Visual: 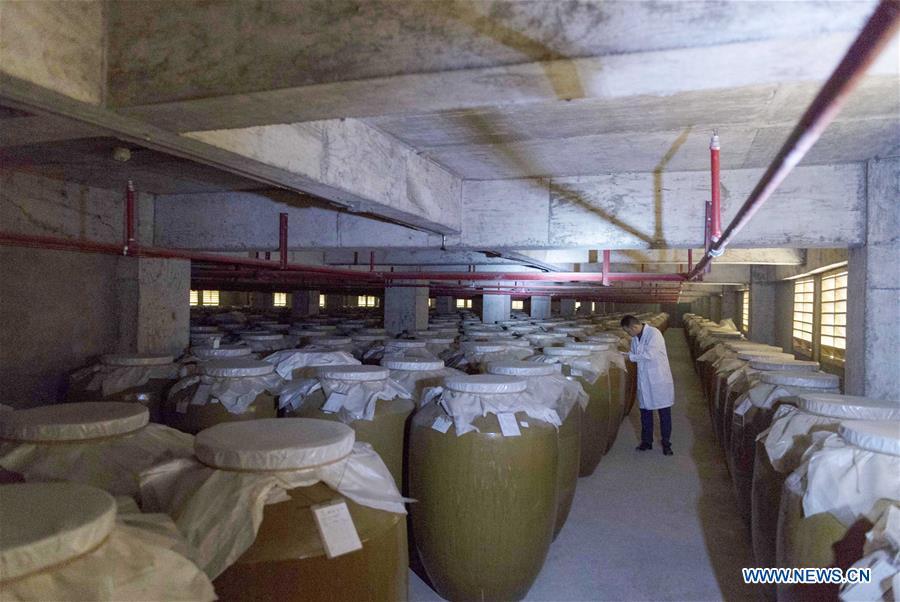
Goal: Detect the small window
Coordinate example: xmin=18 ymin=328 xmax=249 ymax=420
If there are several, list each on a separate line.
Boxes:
xmin=319 ymin=294 xmax=326 ymax=309
xmin=511 ymin=300 xmax=524 ymax=310
xmin=428 ymin=298 xmax=436 ymax=309
xmin=741 ymin=290 xmax=750 ymax=334
xmin=202 ymin=290 xmax=220 ymax=307
xmin=792 ymin=279 xmax=814 ymax=356
xmin=358 ymin=295 xmax=378 ymax=308
xmin=273 ymin=292 xmax=288 ymax=307
xmin=574 ymin=301 xmax=582 ymax=310
xmin=190 ymin=290 xmax=199 ymax=306
xmin=455 ymin=299 xmax=472 ymax=309
xmin=820 ymin=269 xmax=847 ymax=363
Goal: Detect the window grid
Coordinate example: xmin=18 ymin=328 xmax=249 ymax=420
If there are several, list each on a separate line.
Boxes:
xmin=201 ymin=290 xmax=220 ymax=307
xmin=511 ymin=300 xmax=524 ymax=311
xmin=819 ymin=269 xmax=847 ymax=363
xmin=319 ymin=294 xmax=326 ymax=309
xmin=792 ymin=278 xmax=814 ymax=356
xmin=741 ymin=290 xmax=750 ymax=334
xmin=273 ymin=292 xmax=288 ymax=307
xmin=428 ymin=298 xmax=436 ymax=309
xmin=455 ymin=299 xmax=472 ymax=309
xmin=190 ymin=290 xmax=199 ymax=306
xmin=357 ymin=295 xmax=378 ymax=308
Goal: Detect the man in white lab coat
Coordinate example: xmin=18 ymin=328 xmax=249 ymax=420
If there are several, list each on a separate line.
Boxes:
xmin=621 ymin=315 xmax=675 ymax=455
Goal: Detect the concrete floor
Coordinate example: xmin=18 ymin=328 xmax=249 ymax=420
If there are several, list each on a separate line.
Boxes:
xmin=410 ymin=328 xmax=757 ymax=601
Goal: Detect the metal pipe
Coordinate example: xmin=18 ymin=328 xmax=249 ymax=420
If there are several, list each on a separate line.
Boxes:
xmin=709 ymin=133 xmax=722 ymax=242
xmin=124 ymin=180 xmax=136 ymax=255
xmin=279 ymin=213 xmax=288 ymax=270
xmin=687 ymin=248 xmax=693 ymax=272
xmin=382 ymin=271 xmax=685 ymax=282
xmin=602 ymin=250 xmax=611 ymax=286
xmin=688 ymin=0 xmax=900 ymax=280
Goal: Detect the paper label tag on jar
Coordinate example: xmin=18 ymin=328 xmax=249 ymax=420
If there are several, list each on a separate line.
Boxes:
xmin=212 ymin=338 xmax=220 ymax=349
xmin=322 ymin=392 xmax=349 ymax=413
xmin=497 ymin=412 xmax=521 ymax=437
xmin=431 ymin=416 xmax=452 ymax=433
xmin=312 ymin=499 xmax=363 ymax=559
xmin=519 ymin=421 xmax=529 ymax=428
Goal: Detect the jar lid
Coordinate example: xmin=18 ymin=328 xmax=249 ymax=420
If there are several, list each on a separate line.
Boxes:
xmin=798 ymin=393 xmax=900 ymax=421
xmin=191 ymin=345 xmax=253 ymax=360
xmin=319 ymin=337 xmax=352 ymax=346
xmin=445 ymin=374 xmax=527 ymax=394
xmin=316 ymin=365 xmax=390 ymax=381
xmin=486 ymin=361 xmax=558 ymax=377
xmin=381 ymin=358 xmax=445 ymax=371
xmin=0 ymin=482 xmax=117 ymax=581
xmin=0 ymin=402 xmax=148 ymax=442
xmin=838 ymin=421 xmax=900 ymax=456
xmin=352 ymin=335 xmax=386 ymax=342
xmin=416 ymin=336 xmax=455 ymax=344
xmin=201 ymin=359 xmax=275 ymax=378
xmin=543 ymin=347 xmax=592 ymax=358
xmin=385 ymin=340 xmax=427 ymax=349
xmin=525 ymin=333 xmax=566 ymax=341
xmin=101 ymin=354 xmax=174 ymax=367
xmin=565 ymin=342 xmax=612 ymax=352
xmin=195 ymin=419 xmax=355 ymax=471
xmin=554 ymin=327 xmax=585 ymax=334
xmin=359 ymin=328 xmax=386 ymax=335
xmin=760 ymin=371 xmax=840 ymax=389
xmin=587 ymin=334 xmax=620 ymax=343
xmin=263 ymin=324 xmax=291 ymax=332
xmin=737 ymin=351 xmax=794 ymax=361
xmin=240 ymin=333 xmax=284 ymax=342
xmin=189 ymin=326 xmax=221 ymax=334
xmin=309 ymin=325 xmax=337 ymax=331
xmin=749 ymin=359 xmax=820 ymax=371
xmin=290 ymin=329 xmax=327 ymax=336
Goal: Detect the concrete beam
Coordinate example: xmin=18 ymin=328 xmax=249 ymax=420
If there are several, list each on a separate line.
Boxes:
xmin=185 ymin=119 xmax=461 ymax=234
xmin=515 ymin=248 xmax=805 ymax=266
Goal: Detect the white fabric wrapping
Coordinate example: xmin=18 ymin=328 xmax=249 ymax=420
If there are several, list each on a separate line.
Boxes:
xmin=382 ymin=358 xmax=462 ymax=403
xmin=486 ymin=361 xmax=588 ymax=421
xmin=840 ymin=503 xmax=900 ymax=601
xmin=0 ymin=482 xmax=215 ymax=601
xmin=763 ymin=396 xmax=900 ymax=472
xmin=425 ymin=374 xmax=558 ymax=435
xmin=789 ymin=421 xmax=900 ymax=527
xmin=187 ymin=345 xmax=253 ymax=361
xmin=262 ymin=348 xmax=360 ymax=379
xmin=240 ymin=333 xmax=290 ymax=352
xmin=0 ymin=402 xmax=148 ymax=442
xmin=71 ymin=356 xmax=180 ymax=398
xmin=167 ymin=360 xmax=283 ymax=415
xmin=138 ymin=419 xmax=407 ymax=578
xmin=314 ymin=367 xmax=412 ymax=422
xmin=531 ymin=348 xmax=615 ymax=385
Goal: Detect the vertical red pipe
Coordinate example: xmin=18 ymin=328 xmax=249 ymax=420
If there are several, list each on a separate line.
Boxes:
xmin=602 ymin=249 xmax=610 ymax=286
xmin=687 ymin=248 xmax=693 ymax=272
xmin=709 ymin=132 xmax=722 ymax=242
xmin=124 ymin=180 xmax=136 ymax=255
xmin=279 ymin=213 xmax=288 ymax=270
xmin=370 ymin=251 xmax=375 ymax=272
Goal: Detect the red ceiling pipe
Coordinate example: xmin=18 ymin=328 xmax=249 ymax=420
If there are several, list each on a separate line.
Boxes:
xmin=688 ymin=0 xmax=900 ymax=280
xmin=123 ymin=180 xmax=136 ymax=256
xmin=602 ymin=250 xmax=611 ymax=286
xmin=709 ymin=133 xmax=722 ymax=242
xmin=382 ymin=271 xmax=684 ymax=282
xmin=279 ymin=213 xmax=288 ymax=270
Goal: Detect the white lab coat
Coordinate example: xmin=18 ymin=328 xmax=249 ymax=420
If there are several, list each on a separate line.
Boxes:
xmin=628 ymin=324 xmax=674 ymax=410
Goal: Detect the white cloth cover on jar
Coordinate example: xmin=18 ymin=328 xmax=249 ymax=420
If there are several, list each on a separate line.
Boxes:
xmin=444 ymin=342 xmax=533 ymax=371
xmin=422 ymin=374 xmax=559 ymax=436
xmin=0 ymin=482 xmax=215 ymax=601
xmin=239 ymin=333 xmax=291 ymax=353
xmin=839 ymin=502 xmax=900 ymax=601
xmin=486 ymin=361 xmax=588 ymax=421
xmin=531 ymin=347 xmax=622 ymax=386
xmin=278 ymin=365 xmax=411 ymax=421
xmin=71 ymin=354 xmax=180 ymax=398
xmin=381 ymin=358 xmax=463 ymax=404
xmin=262 ymin=348 xmax=360 ymax=379
xmin=0 ymin=402 xmax=193 ymax=500
xmin=166 ymin=359 xmax=283 ymax=415
xmin=138 ymin=419 xmax=407 ymax=579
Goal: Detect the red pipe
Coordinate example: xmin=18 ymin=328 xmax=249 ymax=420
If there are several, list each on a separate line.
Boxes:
xmin=689 ymin=0 xmax=900 ymax=280
xmin=709 ymin=133 xmax=722 ymax=242
xmin=602 ymin=250 xmax=611 ymax=287
xmin=124 ymin=180 xmax=136 ymax=255
xmin=687 ymin=248 xmax=693 ymax=272
xmin=279 ymin=213 xmax=288 ymax=270
xmin=382 ymin=271 xmax=684 ymax=282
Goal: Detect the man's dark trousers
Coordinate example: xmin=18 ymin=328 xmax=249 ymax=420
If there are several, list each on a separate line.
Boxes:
xmin=640 ymin=407 xmax=672 ymax=447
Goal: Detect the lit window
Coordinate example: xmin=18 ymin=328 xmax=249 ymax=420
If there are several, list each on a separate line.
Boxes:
xmin=428 ymin=298 xmax=436 ymax=309
xmin=511 ymin=300 xmax=524 ymax=310
xmin=202 ymin=290 xmax=220 ymax=307
xmin=741 ymin=290 xmax=750 ymax=334
xmin=590 ymin=302 xmax=596 ymax=312
xmin=820 ymin=269 xmax=847 ymax=363
xmin=575 ymin=301 xmax=582 ymax=310
xmin=455 ymin=299 xmax=472 ymax=309
xmin=273 ymin=292 xmax=287 ymax=307
xmin=319 ymin=294 xmax=326 ymax=308
xmin=792 ymin=279 xmax=814 ymax=356
xmin=357 ymin=295 xmax=378 ymax=308
xmin=190 ymin=290 xmax=199 ymax=306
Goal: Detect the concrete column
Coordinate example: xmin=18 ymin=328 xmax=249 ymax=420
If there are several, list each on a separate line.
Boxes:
xmin=749 ymin=265 xmax=777 ymax=344
xmin=115 ymin=257 xmax=190 ymax=355
xmin=721 ymin=288 xmax=738 ymax=324
xmin=846 ymin=158 xmax=899 ymax=400
xmin=291 ymin=290 xmax=320 ymax=318
xmin=384 ymin=285 xmax=429 ymax=336
xmin=435 ymin=295 xmax=454 ymax=315
xmin=530 ymin=296 xmax=551 ymax=319
xmin=559 ymin=298 xmax=576 ymax=317
xmin=481 ymin=294 xmax=511 ymax=324
xmin=709 ymin=295 xmax=722 ymax=323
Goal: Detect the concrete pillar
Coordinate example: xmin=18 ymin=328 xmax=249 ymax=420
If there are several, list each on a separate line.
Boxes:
xmin=250 ymin=292 xmax=271 ymax=310
xmin=749 ymin=265 xmax=777 ymax=344
xmin=115 ymin=257 xmax=190 ymax=355
xmin=435 ymin=295 xmax=454 ymax=315
xmin=559 ymin=298 xmax=576 ymax=317
xmin=530 ymin=296 xmax=551 ymax=319
xmin=384 ymin=285 xmax=429 ymax=336
xmin=291 ymin=290 xmax=320 ymax=318
xmin=709 ymin=295 xmax=722 ymax=323
xmin=481 ymin=294 xmax=511 ymax=324
xmin=846 ymin=158 xmax=899 ymax=400
xmin=721 ymin=288 xmax=738 ymax=324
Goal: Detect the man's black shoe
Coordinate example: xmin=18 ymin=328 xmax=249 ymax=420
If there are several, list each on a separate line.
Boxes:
xmin=663 ymin=446 xmax=674 ymax=456
xmin=636 ymin=442 xmax=652 ymax=451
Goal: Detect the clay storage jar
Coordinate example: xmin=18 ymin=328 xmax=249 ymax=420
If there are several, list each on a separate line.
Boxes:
xmin=289 ymin=365 xmax=413 ymax=486
xmin=751 ymin=393 xmax=900 ymax=601
xmin=67 ymin=353 xmax=179 ymax=423
xmin=164 ymin=359 xmax=280 ymax=434
xmin=381 ymin=357 xmax=457 ymax=407
xmin=728 ymin=369 xmax=840 ymax=524
xmin=542 ymin=346 xmax=611 ymax=477
xmin=240 ymin=332 xmax=292 ymax=353
xmin=0 ymin=482 xmax=215 ymax=601
xmin=486 ymin=361 xmax=587 ymax=538
xmin=145 ymin=419 xmax=408 ymax=602
xmin=408 ymin=375 xmax=557 ymax=602
xmin=0 ymin=401 xmax=192 ymax=501
xmin=565 ymin=341 xmax=627 ymax=451
xmin=776 ymin=420 xmax=900 ymax=602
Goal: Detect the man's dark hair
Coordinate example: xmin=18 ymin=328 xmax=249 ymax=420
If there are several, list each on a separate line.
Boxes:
xmin=620 ymin=315 xmax=641 ymax=328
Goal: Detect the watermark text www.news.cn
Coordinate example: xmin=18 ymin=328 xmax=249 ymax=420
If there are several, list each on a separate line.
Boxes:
xmin=742 ymin=567 xmax=871 ymax=585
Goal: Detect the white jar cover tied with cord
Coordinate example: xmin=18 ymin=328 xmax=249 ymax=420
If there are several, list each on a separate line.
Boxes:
xmin=262 ymin=348 xmax=360 ymax=380
xmin=166 ymin=359 xmax=283 ymax=415
xmin=138 ymin=419 xmax=408 ymax=579
xmin=486 ymin=360 xmax=588 ymax=422
xmin=529 ymin=346 xmax=623 ymax=385
xmin=70 ymin=354 xmax=180 ymax=398
xmin=839 ymin=501 xmax=900 ymax=601
xmin=278 ymin=365 xmax=411 ymax=419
